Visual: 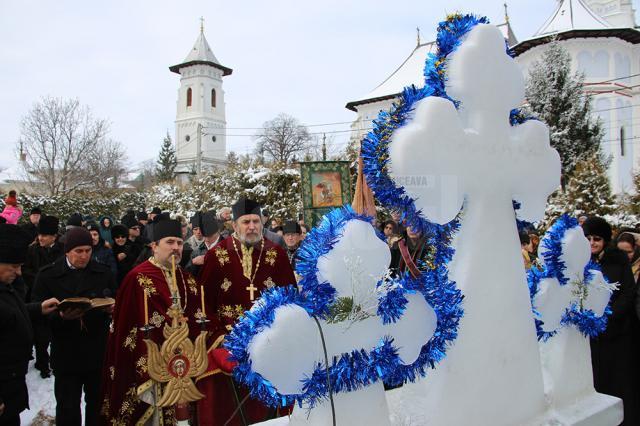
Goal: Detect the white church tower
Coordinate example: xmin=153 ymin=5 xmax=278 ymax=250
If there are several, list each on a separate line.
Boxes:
xmin=170 ymin=19 xmax=232 ymax=182
xmin=584 ymin=0 xmax=636 ymax=27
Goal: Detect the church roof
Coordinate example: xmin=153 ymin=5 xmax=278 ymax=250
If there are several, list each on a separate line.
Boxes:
xmin=345 ymin=22 xmax=517 ymax=112
xmin=513 ymin=0 xmax=640 ymax=56
xmin=534 ymin=0 xmax=610 ymax=36
xmin=169 ymin=30 xmax=232 ymax=76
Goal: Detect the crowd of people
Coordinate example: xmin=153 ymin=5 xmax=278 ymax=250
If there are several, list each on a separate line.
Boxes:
xmin=0 ymin=191 xmax=308 ymax=425
xmin=2 ymin=186 xmax=640 ymax=425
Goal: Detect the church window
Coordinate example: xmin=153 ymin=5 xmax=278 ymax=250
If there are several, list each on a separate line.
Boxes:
xmin=620 ymin=126 xmax=625 ymax=157
xmin=211 ymin=89 xmax=217 ymax=108
xmin=186 ymin=88 xmax=192 ymax=107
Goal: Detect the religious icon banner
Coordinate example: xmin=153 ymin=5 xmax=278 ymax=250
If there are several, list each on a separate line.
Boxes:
xmin=299 ymin=161 xmax=352 ymax=228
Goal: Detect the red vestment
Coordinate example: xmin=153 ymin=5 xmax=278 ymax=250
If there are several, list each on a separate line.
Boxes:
xmin=99 ymin=258 xmax=209 ymax=425
xmin=196 ymin=235 xmax=296 ymax=426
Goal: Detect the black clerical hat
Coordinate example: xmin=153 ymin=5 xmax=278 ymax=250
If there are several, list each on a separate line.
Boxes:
xmin=0 ymin=224 xmax=31 ymax=264
xmin=190 ymin=211 xmax=203 ymax=228
xmin=283 ymin=220 xmax=301 ymax=235
xmin=37 ymin=215 xmax=59 ymax=236
xmin=201 ymin=211 xmax=220 ymax=237
xmin=232 ymin=198 xmax=261 ymax=220
xmin=152 ymin=219 xmax=182 ymax=242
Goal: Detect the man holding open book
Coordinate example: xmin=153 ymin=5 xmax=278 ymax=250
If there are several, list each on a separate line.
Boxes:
xmin=31 ymin=227 xmax=116 ymax=426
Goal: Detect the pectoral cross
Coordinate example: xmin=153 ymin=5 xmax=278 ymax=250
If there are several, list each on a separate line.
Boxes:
xmin=246 ymin=283 xmax=258 ymax=301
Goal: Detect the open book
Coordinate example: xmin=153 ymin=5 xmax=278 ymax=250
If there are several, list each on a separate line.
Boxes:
xmin=57 ymin=297 xmax=115 ymax=312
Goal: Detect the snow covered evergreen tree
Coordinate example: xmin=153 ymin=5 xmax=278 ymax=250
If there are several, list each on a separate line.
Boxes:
xmin=156 ymin=132 xmax=177 ymax=182
xmin=563 ymin=152 xmax=615 ymax=216
xmin=524 ymin=41 xmax=602 ymax=184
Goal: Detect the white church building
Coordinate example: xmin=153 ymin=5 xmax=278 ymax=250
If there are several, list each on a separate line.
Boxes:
xmin=170 ymin=24 xmax=232 ymax=183
xmin=346 ymin=0 xmax=640 ymax=194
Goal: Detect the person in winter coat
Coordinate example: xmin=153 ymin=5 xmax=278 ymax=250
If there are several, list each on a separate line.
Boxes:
xmin=583 ymin=216 xmax=638 ymax=426
xmin=98 ymin=216 xmax=114 ymax=247
xmin=0 ymin=224 xmax=58 ymax=426
xmin=0 ymin=191 xmax=22 ymax=225
xmin=617 ymin=232 xmax=640 ymax=284
xmin=110 ymin=224 xmax=135 ymax=287
xmin=86 ymin=222 xmax=117 ymax=276
xmin=31 ymin=227 xmax=115 ymax=426
xmin=21 ymin=215 xmax=63 ymax=379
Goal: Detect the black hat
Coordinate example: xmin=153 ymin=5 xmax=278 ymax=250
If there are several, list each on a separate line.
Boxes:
xmin=121 ymin=215 xmax=138 ymax=228
xmin=111 ymin=224 xmax=129 ymax=239
xmin=30 ymin=206 xmax=42 ymax=215
xmin=582 ymin=216 xmax=612 ymax=243
xmin=64 ymin=227 xmax=93 ymax=253
xmin=519 ymin=231 xmax=531 ymax=245
xmin=37 ymin=215 xmax=59 ymax=236
xmin=67 ymin=213 xmax=83 ymax=227
xmin=283 ymin=220 xmax=301 ymax=235
xmin=151 ymin=207 xmax=162 ymax=215
xmin=152 ymin=219 xmax=182 ymax=242
xmin=137 ymin=211 xmax=148 ymax=221
xmin=201 ymin=211 xmax=220 ymax=237
xmin=232 ymin=198 xmax=261 ymax=220
xmin=190 ymin=211 xmax=203 ymax=228
xmin=262 ymin=209 xmax=271 ymax=218
xmin=0 ymin=224 xmax=31 ymax=264
xmin=85 ymin=221 xmax=100 ymax=233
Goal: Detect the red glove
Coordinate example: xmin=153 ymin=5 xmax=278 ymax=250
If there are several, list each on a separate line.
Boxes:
xmin=208 ymin=348 xmax=237 ymax=374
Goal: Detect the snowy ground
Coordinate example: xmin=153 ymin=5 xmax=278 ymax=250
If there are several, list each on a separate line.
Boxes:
xmin=20 ymin=361 xmax=55 ymax=425
xmin=19 ymin=360 xmax=86 ymax=425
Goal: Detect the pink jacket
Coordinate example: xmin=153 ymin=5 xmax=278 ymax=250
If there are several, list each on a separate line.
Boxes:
xmin=0 ymin=205 xmax=22 ymax=225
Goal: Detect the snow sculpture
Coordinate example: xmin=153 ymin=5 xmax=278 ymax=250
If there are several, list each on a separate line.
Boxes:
xmin=225 ymin=207 xmax=462 ymax=426
xmin=379 ymin=22 xmax=560 ymax=426
xmin=528 ymin=215 xmax=620 ymax=422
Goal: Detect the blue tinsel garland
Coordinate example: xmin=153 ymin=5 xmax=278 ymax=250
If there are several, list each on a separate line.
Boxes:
xmin=225 ymin=206 xmax=463 ymax=408
xmin=527 ymin=214 xmax=611 ymax=340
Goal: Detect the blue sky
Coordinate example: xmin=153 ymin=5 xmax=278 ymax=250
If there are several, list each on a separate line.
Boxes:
xmin=0 ymin=1 xmax=636 ymax=170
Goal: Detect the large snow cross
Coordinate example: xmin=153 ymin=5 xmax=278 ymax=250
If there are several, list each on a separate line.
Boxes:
xmin=386 ymin=24 xmax=561 ymax=426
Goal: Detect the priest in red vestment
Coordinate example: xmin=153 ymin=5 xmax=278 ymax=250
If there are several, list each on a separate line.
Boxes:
xmin=99 ymin=219 xmax=210 ymax=425
xmin=197 ymin=198 xmax=296 ymax=426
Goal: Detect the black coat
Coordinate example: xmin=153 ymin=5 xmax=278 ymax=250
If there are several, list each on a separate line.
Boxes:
xmin=0 ymin=277 xmax=41 ymax=417
xmin=31 ymin=258 xmax=115 ymax=374
xmin=21 ymin=241 xmax=63 ymax=301
xmin=112 ymin=242 xmax=135 ymax=286
xmin=590 ymin=247 xmax=638 ymax=425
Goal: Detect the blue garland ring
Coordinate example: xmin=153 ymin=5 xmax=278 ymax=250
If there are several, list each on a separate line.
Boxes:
xmin=225 ymin=206 xmax=463 ymax=408
xmin=527 ymin=214 xmax=612 ymax=340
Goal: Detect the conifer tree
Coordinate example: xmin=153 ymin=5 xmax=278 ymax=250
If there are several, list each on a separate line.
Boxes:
xmin=524 ymin=41 xmax=602 ymax=183
xmin=563 ymin=152 xmax=615 ymax=216
xmin=156 ymin=132 xmax=177 ymax=182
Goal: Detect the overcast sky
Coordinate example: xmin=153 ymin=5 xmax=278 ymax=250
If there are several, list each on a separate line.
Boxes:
xmin=0 ymin=1 xmax=635 ymax=171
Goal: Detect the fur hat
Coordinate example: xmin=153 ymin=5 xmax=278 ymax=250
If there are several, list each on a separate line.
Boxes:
xmin=37 ymin=215 xmax=59 ymax=236
xmin=582 ymin=216 xmax=612 ymax=243
xmin=110 ymin=224 xmax=129 ymax=239
xmin=136 ymin=211 xmax=148 ymax=221
xmin=30 ymin=206 xmax=42 ymax=215
xmin=121 ymin=215 xmax=138 ymax=229
xmin=283 ymin=220 xmax=301 ymax=235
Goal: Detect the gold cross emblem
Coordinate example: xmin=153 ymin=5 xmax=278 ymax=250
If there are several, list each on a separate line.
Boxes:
xmin=246 ymin=283 xmax=258 ymax=301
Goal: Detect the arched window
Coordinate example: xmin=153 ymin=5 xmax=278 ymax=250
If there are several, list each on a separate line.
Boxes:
xmin=211 ymin=89 xmax=216 ymax=108
xmin=186 ymin=88 xmax=192 ymax=107
xmin=620 ymin=126 xmax=626 ymax=157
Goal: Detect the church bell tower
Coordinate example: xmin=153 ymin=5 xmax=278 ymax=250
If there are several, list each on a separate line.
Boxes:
xmin=170 ymin=19 xmax=232 ymax=182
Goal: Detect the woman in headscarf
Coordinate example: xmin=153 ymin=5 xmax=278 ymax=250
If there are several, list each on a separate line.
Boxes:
xmin=583 ymin=216 xmax=638 ymax=425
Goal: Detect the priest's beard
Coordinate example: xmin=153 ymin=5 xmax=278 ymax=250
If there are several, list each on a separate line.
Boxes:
xmin=237 ymin=231 xmax=262 ymax=247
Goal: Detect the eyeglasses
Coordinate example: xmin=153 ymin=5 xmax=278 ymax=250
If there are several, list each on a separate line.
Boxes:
xmin=586 ymin=235 xmax=603 ymax=242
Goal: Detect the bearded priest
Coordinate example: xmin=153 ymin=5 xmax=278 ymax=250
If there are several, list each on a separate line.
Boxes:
xmin=99 ymin=219 xmax=209 ymax=425
xmin=197 ymin=198 xmax=296 ymax=426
